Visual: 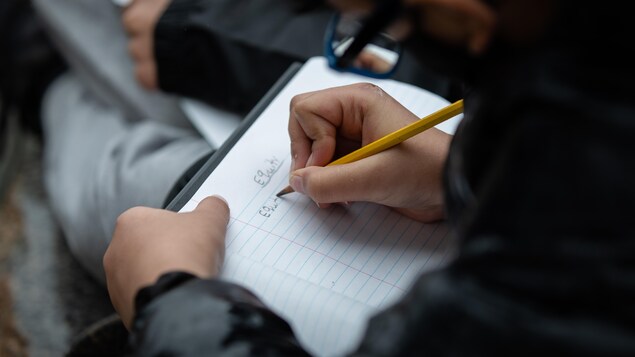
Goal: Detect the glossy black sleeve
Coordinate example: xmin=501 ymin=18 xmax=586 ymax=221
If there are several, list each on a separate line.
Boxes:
xmin=130 ymin=271 xmax=311 ymax=356
xmin=153 ymin=0 xmax=331 ymax=114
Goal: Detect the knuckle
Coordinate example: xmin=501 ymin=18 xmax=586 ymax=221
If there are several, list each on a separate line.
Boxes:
xmin=115 ymin=206 xmax=145 ymax=230
xmin=102 ymin=247 xmax=114 ymax=273
xmin=289 ymin=94 xmax=304 ymax=113
xmin=122 ymin=10 xmax=139 ymax=31
xmin=354 ymin=82 xmax=384 ymax=96
xmin=123 ymin=10 xmax=150 ymax=35
xmin=127 ymin=41 xmax=140 ymax=59
xmin=135 ymin=66 xmax=150 ymax=88
xmin=289 ymin=92 xmax=314 ymax=112
xmin=352 ymin=82 xmax=387 ymax=113
xmin=289 ymin=137 xmax=302 ymax=153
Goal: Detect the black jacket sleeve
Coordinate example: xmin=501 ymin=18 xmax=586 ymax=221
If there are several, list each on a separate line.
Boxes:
xmin=130 ymin=272 xmax=311 ymax=356
xmin=152 ymin=0 xmax=457 ymax=113
xmin=131 ymin=250 xmax=635 ymax=356
xmin=153 ymin=0 xmax=332 ymax=114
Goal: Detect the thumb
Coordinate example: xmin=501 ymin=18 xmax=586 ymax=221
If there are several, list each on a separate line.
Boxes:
xmin=290 ymin=156 xmax=393 ymax=205
xmin=192 ymin=195 xmax=230 ymax=227
xmin=189 ymin=195 xmax=230 ymax=267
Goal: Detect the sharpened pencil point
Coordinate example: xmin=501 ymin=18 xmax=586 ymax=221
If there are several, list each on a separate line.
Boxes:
xmin=276 ymin=185 xmax=295 ymax=197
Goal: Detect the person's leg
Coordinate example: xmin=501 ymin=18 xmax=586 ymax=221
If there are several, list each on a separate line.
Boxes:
xmin=42 ymin=72 xmax=212 ymax=284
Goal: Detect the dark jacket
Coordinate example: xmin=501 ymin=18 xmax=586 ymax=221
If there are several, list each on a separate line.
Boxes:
xmin=153 ymin=0 xmax=456 ymax=115
xmin=132 ymin=1 xmax=635 ymax=355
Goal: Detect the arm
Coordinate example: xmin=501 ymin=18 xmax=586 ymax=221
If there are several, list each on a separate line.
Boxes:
xmin=123 ymin=0 xmax=332 ymax=113
xmin=129 ymin=272 xmax=310 ymax=356
xmin=104 ymin=196 xmax=311 ymax=355
xmin=105 ymin=83 xmax=635 ymax=355
xmin=103 ymin=84 xmax=455 ymax=355
xmin=283 ymin=80 xmax=635 ymax=355
xmin=104 ymin=196 xmax=229 ymax=327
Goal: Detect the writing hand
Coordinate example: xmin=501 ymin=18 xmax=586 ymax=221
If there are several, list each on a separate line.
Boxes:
xmin=103 ymin=196 xmax=229 ymax=328
xmin=121 ymin=0 xmax=172 ymax=89
xmin=287 ymin=83 xmax=451 ymax=222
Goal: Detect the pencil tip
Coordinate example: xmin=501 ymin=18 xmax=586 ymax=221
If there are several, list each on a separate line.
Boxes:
xmin=276 ymin=186 xmax=294 ymax=197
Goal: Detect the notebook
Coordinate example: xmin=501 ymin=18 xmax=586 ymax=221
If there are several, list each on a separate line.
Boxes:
xmin=168 ymin=57 xmax=462 ymax=356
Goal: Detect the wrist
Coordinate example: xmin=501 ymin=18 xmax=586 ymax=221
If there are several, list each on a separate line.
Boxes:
xmin=135 ymin=271 xmax=198 ymax=313
xmin=121 ymin=271 xmax=198 ymax=329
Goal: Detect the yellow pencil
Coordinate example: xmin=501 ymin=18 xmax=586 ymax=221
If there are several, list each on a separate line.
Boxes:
xmin=276 ymin=99 xmax=464 ymax=197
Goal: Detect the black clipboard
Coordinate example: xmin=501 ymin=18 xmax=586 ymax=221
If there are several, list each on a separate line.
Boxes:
xmin=166 ymin=62 xmax=302 ymax=212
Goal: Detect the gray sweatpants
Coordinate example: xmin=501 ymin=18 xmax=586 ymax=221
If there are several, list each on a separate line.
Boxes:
xmin=33 ymin=0 xmax=214 ymax=283
xmin=42 ymin=73 xmax=212 ymax=284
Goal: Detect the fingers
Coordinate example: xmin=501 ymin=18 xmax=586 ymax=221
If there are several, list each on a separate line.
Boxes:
xmin=109 ymin=195 xmax=230 ymax=259
xmin=105 ymin=196 xmax=230 ymax=329
xmin=122 ymin=4 xmax=147 ymax=36
xmin=290 ymin=151 xmax=399 ymax=205
xmin=125 ymin=15 xmax=157 ymax=89
xmin=287 ymin=83 xmax=423 ymax=208
xmin=122 ymin=0 xmax=170 ymax=89
xmin=288 ymin=83 xmax=409 ymax=171
xmin=134 ymin=60 xmax=158 ymax=89
xmin=288 ymin=123 xmax=451 ymax=220
xmin=288 ymin=91 xmax=337 ymax=171
xmin=287 ymin=83 xmax=451 ymax=213
xmin=127 ymin=37 xmax=151 ymax=62
xmin=121 ymin=0 xmax=165 ymax=35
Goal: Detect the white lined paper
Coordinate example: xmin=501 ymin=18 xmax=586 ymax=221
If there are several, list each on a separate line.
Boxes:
xmin=179 ymin=57 xmax=460 ymax=356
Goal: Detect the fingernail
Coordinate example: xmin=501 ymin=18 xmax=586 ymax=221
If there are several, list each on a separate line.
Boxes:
xmin=290 ymin=174 xmax=304 ymax=194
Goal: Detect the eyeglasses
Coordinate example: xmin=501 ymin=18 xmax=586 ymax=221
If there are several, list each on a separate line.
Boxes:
xmin=324 ymin=1 xmax=404 ymax=79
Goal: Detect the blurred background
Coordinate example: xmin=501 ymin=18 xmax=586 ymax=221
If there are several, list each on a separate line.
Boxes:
xmin=1 ymin=1 xmax=116 ymax=355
